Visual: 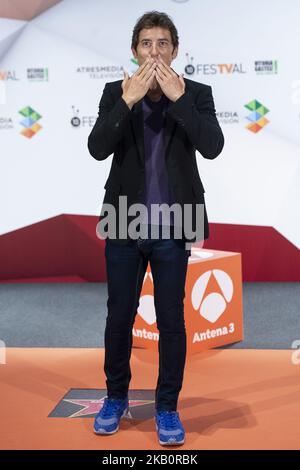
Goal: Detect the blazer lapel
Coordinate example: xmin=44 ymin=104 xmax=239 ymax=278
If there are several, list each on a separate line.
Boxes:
xmin=164 ymin=108 xmax=177 ymax=162
xmin=165 ymin=78 xmax=189 ymax=160
xmin=130 ymin=92 xmax=180 ymax=165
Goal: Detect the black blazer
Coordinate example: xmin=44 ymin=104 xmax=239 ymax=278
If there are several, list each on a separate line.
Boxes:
xmin=88 ymin=78 xmax=224 ymax=244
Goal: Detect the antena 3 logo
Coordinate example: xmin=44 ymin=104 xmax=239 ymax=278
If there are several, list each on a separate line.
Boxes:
xmin=137 ymin=269 xmax=234 ymax=326
xmin=19 ymin=106 xmax=42 ymax=138
xmin=137 ymin=272 xmax=156 ymax=326
xmin=184 ymin=53 xmax=246 ymax=75
xmin=191 ymin=269 xmax=234 ymax=324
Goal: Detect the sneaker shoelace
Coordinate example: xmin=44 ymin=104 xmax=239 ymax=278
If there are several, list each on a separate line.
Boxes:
xmin=159 ymin=411 xmax=179 ymax=429
xmin=101 ymin=399 xmax=124 ymax=417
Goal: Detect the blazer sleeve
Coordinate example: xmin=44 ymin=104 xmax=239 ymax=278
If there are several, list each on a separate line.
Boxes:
xmin=167 ymin=85 xmax=224 ymax=159
xmin=87 ymin=83 xmax=131 ymax=161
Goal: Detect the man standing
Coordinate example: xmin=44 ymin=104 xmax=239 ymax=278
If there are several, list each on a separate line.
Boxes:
xmin=88 ymin=11 xmax=224 ymax=446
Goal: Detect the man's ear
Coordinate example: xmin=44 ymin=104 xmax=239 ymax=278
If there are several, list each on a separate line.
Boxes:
xmin=172 ymin=46 xmax=178 ymax=61
xmin=131 ymin=47 xmax=138 ymax=59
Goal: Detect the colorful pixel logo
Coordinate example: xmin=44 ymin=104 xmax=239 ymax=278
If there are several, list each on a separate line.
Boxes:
xmin=245 ymin=99 xmax=269 ymax=133
xmin=19 ymin=106 xmax=42 ymax=138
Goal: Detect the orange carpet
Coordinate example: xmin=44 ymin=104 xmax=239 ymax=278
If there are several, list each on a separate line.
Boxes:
xmin=0 ymin=347 xmax=299 ymax=450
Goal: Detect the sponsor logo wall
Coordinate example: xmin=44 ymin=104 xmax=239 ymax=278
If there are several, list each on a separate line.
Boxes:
xmin=0 ymin=0 xmax=299 ymax=280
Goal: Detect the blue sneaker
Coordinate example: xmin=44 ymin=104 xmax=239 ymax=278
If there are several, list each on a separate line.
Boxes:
xmin=155 ymin=411 xmax=185 ymax=446
xmin=94 ymin=397 xmax=129 ymax=435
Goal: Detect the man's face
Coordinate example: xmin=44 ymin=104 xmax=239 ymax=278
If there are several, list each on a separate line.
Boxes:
xmin=132 ymin=26 xmax=178 ymax=72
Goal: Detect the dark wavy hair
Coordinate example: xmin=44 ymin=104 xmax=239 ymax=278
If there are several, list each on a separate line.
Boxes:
xmin=131 ymin=11 xmax=179 ymax=53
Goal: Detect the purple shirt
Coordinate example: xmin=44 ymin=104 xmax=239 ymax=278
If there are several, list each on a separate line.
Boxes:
xmin=141 ymin=93 xmax=176 ymax=228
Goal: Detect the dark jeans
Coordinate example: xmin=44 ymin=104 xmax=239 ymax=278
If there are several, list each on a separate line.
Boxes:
xmin=103 ymin=225 xmax=191 ymax=411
